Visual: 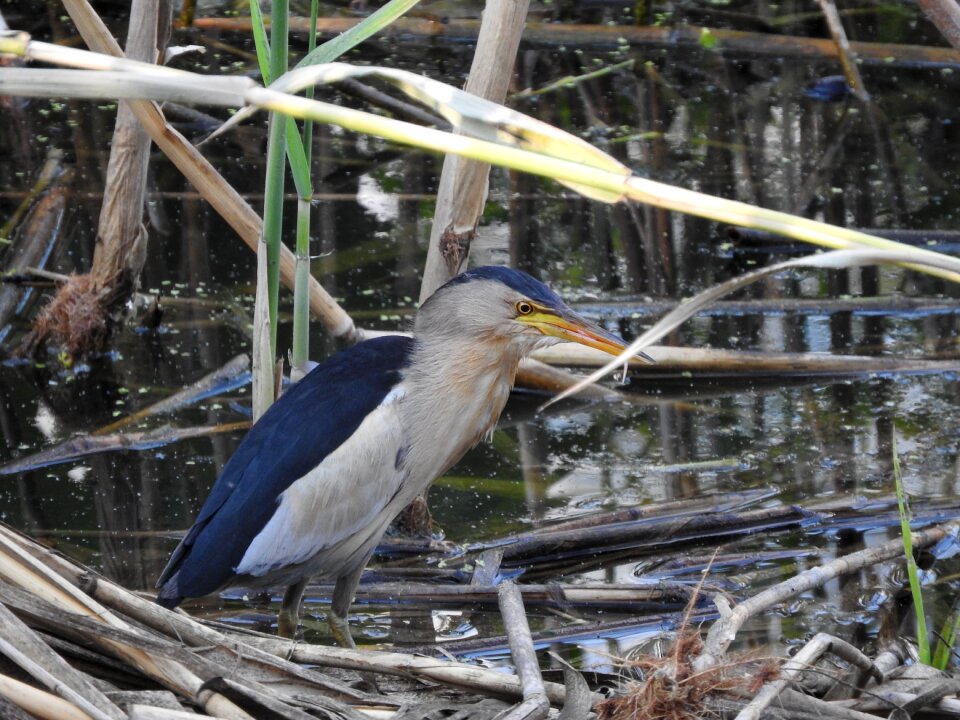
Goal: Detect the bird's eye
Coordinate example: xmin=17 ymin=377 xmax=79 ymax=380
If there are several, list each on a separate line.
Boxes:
xmin=516 ymin=301 xmax=534 ymax=316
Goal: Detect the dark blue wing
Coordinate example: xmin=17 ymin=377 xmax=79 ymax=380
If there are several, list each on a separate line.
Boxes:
xmin=157 ymin=335 xmax=414 ymax=602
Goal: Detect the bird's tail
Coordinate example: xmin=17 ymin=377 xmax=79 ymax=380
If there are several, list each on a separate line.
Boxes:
xmin=155 ymin=573 xmax=184 ymax=609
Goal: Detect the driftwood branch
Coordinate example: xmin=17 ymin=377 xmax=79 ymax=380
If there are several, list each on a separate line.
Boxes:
xmin=496 ymin=582 xmax=550 ymax=720
xmin=89 ymin=0 xmax=157 ymax=296
xmin=695 ymin=522 xmax=960 ymax=671
xmin=0 ymin=522 xmax=590 ymax=712
xmin=735 ymin=633 xmax=882 ymax=720
xmin=192 ymin=16 xmax=960 ymax=69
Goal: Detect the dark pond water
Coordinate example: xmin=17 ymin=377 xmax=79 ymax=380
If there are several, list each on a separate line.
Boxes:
xmin=1 ymin=0 xmax=960 ymax=673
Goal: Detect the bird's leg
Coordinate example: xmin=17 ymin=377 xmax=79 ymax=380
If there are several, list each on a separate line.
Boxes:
xmin=332 ymin=566 xmax=382 ymax=692
xmin=329 ymin=566 xmax=364 ymax=649
xmin=278 ymin=578 xmax=308 ymax=639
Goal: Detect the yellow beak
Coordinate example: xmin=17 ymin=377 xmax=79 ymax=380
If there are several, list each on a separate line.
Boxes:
xmin=522 ymin=309 xmax=639 ymax=359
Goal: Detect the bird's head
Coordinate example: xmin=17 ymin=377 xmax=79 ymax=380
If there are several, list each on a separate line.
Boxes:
xmin=416 ymin=266 xmax=629 ymax=358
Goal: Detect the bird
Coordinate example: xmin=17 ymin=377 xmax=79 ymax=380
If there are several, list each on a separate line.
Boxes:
xmin=156 ymin=265 xmax=631 ymax=645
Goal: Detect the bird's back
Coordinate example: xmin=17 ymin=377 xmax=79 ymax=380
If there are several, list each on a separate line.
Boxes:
xmin=156 ymin=335 xmax=414 ymax=607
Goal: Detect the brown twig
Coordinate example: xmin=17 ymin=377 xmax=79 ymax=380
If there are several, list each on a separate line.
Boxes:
xmin=815 ymin=0 xmax=869 ymax=101
xmin=293 ymin=580 xmax=694 ymax=610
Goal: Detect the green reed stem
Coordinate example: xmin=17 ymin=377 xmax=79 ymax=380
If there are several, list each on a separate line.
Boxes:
xmin=290 ymin=0 xmax=318 ymax=374
xmin=262 ymin=0 xmax=289 ymax=359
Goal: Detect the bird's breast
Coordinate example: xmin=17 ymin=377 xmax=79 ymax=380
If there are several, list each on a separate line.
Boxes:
xmin=401 ymin=364 xmax=515 ymax=481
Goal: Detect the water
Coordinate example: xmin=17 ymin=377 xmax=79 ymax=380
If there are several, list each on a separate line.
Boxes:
xmin=1 ymin=1 xmax=959 ymax=670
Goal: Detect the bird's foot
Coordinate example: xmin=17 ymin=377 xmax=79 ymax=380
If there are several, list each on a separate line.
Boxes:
xmin=329 ymin=613 xmax=381 ymax=693
xmin=328 ymin=612 xmax=357 ymax=650
xmin=277 ymin=608 xmax=300 ymax=639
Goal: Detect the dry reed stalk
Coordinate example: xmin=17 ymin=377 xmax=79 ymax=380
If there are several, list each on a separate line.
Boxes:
xmin=0 ymin=527 xmax=255 ymax=719
xmin=22 ymin=0 xmax=164 ymax=359
xmin=0 ymin=673 xmax=93 ymax=720
xmin=917 ymin=0 xmax=960 ymax=50
xmin=252 ymin=235 xmax=274 ymax=422
xmin=419 ymin=0 xmax=530 ymax=300
xmin=59 ymin=0 xmax=358 ymax=343
xmin=815 ymin=0 xmax=868 ymax=101
xmin=0 ymin=602 xmax=124 ymax=720
xmin=531 ymin=344 xmax=960 ymax=375
xmin=497 ymin=581 xmax=550 ymax=720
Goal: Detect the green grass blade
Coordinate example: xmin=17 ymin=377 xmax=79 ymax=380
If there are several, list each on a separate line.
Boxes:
xmin=284 ymin=116 xmax=312 ymax=197
xmin=933 ymin=612 xmax=960 ymax=670
xmin=248 ymin=0 xmax=271 ymax=83
xmin=296 ymin=0 xmax=421 ymax=68
xmin=894 ymin=430 xmax=931 ymax=665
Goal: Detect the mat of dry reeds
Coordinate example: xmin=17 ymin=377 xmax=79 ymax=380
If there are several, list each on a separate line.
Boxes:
xmin=0 ymin=521 xmax=594 ymax=719
xmin=1 ymin=504 xmax=958 ymax=718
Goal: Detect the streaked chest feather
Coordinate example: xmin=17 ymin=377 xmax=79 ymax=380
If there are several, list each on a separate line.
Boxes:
xmin=400 ymin=354 xmax=517 ymax=480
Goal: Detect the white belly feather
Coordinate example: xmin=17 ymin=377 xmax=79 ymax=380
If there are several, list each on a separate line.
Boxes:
xmin=236 ymin=386 xmax=407 ymax=577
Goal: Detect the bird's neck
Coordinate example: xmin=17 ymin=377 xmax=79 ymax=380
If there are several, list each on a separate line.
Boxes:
xmin=401 ymin=334 xmax=523 ymax=479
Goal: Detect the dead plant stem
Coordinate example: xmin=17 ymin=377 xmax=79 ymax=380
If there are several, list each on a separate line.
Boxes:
xmin=695 ymin=522 xmax=960 ymax=671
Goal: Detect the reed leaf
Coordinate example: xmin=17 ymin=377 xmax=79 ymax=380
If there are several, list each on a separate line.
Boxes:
xmin=546 ymin=249 xmax=960 ymax=405
xmin=0 ymin=67 xmax=251 ymax=105
xmin=296 ymin=0 xmax=422 ymax=68
xmin=258 ymin=63 xmax=629 ymax=203
xmin=248 ymin=0 xmax=270 ymax=82
xmin=284 ymin=116 xmax=312 ymax=197
xmin=4 ymin=42 xmax=960 ymax=284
